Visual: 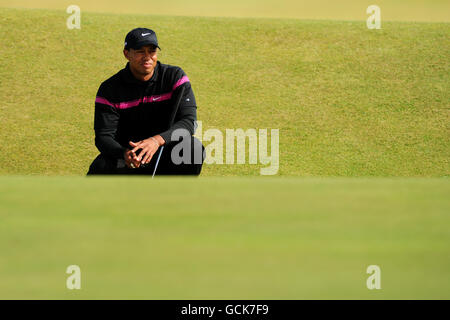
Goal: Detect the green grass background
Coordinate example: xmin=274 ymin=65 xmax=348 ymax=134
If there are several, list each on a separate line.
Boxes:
xmin=0 ymin=177 xmax=449 ymax=299
xmin=0 ymin=7 xmax=448 ymax=176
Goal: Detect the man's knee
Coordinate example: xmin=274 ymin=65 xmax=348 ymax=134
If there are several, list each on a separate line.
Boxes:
xmin=87 ymin=154 xmax=116 ymax=175
xmin=161 ymin=136 xmax=205 ymax=175
xmin=184 ymin=137 xmax=205 ymax=172
xmin=192 ymin=136 xmax=205 ymax=165
xmin=185 ymin=137 xmax=205 ymax=175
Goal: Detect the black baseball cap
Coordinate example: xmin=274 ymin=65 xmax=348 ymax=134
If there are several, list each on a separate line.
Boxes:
xmin=124 ymin=28 xmax=161 ymax=50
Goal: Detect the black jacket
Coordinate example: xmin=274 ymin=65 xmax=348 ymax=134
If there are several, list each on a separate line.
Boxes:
xmin=93 ymin=61 xmax=197 ymax=159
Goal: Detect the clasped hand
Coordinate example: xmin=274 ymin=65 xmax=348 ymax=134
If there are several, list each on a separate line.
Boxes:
xmin=124 ymin=137 xmax=161 ymax=169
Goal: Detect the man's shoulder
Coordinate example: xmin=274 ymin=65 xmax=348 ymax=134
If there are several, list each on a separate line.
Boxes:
xmin=95 ymin=67 xmax=129 ymax=99
xmin=159 ymin=63 xmax=186 ymax=80
xmin=99 ymin=68 xmax=124 ymax=89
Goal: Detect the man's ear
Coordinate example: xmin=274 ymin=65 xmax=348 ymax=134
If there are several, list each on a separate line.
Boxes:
xmin=123 ymin=49 xmax=130 ymax=61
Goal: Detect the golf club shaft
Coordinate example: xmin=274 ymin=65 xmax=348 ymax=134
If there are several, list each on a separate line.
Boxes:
xmin=152 ymin=85 xmax=186 ymax=178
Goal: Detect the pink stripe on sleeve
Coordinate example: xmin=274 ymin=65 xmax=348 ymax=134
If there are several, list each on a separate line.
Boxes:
xmin=172 ymin=76 xmax=190 ymax=90
xmin=95 ymin=96 xmax=115 ymax=107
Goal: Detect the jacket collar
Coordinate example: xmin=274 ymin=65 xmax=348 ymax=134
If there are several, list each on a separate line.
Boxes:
xmin=122 ymin=61 xmax=160 ymax=84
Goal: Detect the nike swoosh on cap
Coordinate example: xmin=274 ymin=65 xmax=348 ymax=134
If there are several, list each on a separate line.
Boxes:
xmin=141 ymin=33 xmax=151 ymax=36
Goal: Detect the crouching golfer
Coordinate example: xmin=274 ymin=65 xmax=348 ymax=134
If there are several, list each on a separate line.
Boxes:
xmin=87 ymin=28 xmax=205 ymax=175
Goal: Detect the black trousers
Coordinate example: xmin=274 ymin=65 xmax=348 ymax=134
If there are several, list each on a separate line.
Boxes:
xmin=87 ymin=136 xmax=205 ymax=176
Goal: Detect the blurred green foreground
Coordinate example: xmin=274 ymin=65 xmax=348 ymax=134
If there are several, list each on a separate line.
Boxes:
xmin=0 ymin=177 xmax=448 ymax=299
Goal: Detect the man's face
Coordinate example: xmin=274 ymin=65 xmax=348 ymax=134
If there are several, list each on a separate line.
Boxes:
xmin=124 ymin=45 xmax=158 ymax=78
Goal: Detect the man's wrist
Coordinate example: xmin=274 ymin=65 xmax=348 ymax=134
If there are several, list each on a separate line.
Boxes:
xmin=150 ymin=135 xmax=165 ymax=146
xmin=150 ymin=137 xmax=160 ymax=147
